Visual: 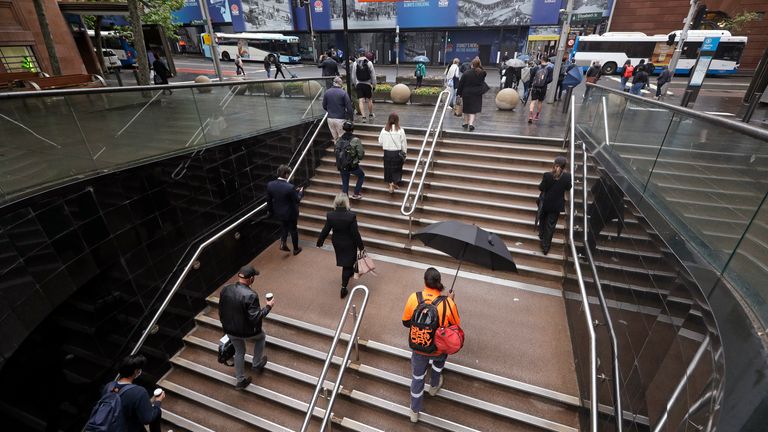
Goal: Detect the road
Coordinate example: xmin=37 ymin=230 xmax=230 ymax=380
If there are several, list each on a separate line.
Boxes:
xmin=106 ymin=55 xmax=767 ymax=126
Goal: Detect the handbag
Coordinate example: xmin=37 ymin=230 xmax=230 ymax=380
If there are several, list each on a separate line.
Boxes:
xmin=217 ymin=335 xmax=235 ymax=366
xmin=453 ymin=96 xmax=463 ymax=116
xmin=586 ymin=76 xmax=598 ymax=84
xmin=353 ymin=249 xmax=376 ymax=279
xmin=434 ymin=300 xmax=464 ymax=355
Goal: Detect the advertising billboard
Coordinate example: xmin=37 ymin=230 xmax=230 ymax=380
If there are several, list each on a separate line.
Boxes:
xmin=173 ymin=0 xmax=234 ymax=24
xmin=238 ymin=0 xmax=295 ymax=32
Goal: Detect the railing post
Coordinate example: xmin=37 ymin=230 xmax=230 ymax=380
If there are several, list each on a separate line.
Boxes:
xmin=350 ymin=304 xmax=360 ymax=362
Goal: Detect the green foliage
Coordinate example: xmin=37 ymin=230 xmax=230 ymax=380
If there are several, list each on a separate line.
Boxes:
xmin=284 ymin=81 xmax=304 ymax=94
xmin=142 ymin=0 xmax=185 ymax=41
xmin=413 ymin=86 xmax=442 ymax=96
xmin=83 ymin=15 xmax=96 ymax=30
xmin=374 ymin=83 xmax=393 ymax=93
xmin=719 ymin=11 xmax=762 ymax=33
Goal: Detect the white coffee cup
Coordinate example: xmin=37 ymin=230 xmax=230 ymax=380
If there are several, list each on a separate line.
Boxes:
xmin=154 ymin=388 xmax=163 ymax=398
xmin=265 ymin=292 xmax=274 ymax=301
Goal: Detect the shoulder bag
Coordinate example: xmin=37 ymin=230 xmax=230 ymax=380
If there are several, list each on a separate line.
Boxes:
xmin=434 ymin=300 xmax=464 ymax=355
xmin=353 ymin=249 xmax=376 ymax=279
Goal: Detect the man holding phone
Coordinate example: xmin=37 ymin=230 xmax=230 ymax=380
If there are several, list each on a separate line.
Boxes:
xmin=219 ymin=265 xmax=276 ymax=389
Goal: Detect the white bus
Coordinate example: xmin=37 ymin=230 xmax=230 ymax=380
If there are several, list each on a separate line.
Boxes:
xmin=571 ymin=30 xmax=747 ymax=75
xmin=87 ymin=30 xmax=137 ymax=67
xmin=203 ymin=32 xmax=300 ymax=64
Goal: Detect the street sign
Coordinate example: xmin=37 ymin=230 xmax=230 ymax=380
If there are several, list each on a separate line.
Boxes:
xmin=682 ymin=36 xmax=719 ymax=106
xmin=701 ymin=37 xmax=720 ymax=52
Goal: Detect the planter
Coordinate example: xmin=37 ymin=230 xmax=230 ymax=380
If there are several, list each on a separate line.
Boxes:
xmin=373 ymin=92 xmax=391 ymax=103
xmin=409 ymin=94 xmax=439 ymax=105
xmin=395 ymin=76 xmax=444 ymax=87
xmin=284 ymin=83 xmax=304 ymax=97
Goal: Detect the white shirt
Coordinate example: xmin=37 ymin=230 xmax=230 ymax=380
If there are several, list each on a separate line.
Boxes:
xmin=445 ymin=64 xmax=460 ymax=87
xmin=378 ymin=127 xmax=407 ymax=152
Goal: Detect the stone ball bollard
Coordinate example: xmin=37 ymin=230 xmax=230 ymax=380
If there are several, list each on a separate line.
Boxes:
xmin=495 ymin=88 xmax=520 ymax=110
xmin=194 ymin=75 xmax=212 ymax=93
xmin=303 ymin=80 xmax=323 ymax=98
xmin=390 ymin=83 xmax=411 ymax=104
xmin=264 ymin=81 xmax=284 ymax=97
xmin=227 ymin=76 xmax=247 ymax=95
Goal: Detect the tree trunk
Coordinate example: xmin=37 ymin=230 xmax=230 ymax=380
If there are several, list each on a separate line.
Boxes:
xmin=127 ymin=0 xmax=150 ymax=85
xmin=93 ymin=16 xmax=105 ymax=75
xmin=32 ymin=0 xmax=61 ymax=75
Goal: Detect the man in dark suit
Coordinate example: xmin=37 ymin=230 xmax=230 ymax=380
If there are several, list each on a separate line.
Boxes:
xmin=267 ymin=165 xmax=304 ymax=255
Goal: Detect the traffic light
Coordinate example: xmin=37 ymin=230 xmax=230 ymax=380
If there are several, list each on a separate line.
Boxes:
xmin=666 ymin=33 xmax=676 ymax=46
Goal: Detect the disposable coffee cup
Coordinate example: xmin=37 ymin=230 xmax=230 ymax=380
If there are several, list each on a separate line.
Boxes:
xmin=265 ymin=293 xmax=274 ymax=301
xmin=154 ymin=388 xmax=163 ymax=398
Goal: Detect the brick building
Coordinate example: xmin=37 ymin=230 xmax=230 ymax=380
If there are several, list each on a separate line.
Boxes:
xmin=609 ymin=0 xmax=768 ymax=70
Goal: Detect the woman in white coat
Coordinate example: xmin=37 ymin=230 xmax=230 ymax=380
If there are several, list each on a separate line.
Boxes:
xmin=378 ymin=113 xmax=408 ymax=194
xmin=445 ymin=58 xmax=461 ymax=108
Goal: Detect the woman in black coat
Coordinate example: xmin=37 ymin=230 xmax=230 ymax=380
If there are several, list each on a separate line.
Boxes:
xmin=456 ymin=56 xmax=488 ymax=132
xmin=317 ymin=193 xmax=365 ymax=299
xmin=538 ymin=156 xmax=572 ymax=255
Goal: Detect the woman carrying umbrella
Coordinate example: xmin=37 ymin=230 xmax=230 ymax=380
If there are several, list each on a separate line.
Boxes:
xmin=378 ymin=113 xmax=408 ymax=194
xmin=316 ymin=193 xmax=365 ymax=299
xmin=538 ymin=156 xmax=572 ymax=255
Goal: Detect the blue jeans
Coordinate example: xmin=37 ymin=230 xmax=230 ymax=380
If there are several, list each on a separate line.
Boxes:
xmin=410 ymin=352 xmax=447 ymax=412
xmin=630 ymin=83 xmax=644 ymax=95
xmin=341 ymin=166 xmax=365 ymax=195
xmin=522 ymin=82 xmax=530 ymax=103
xmin=620 ymin=77 xmax=629 ymax=91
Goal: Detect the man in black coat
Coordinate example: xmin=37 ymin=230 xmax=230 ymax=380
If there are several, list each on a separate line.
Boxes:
xmin=318 ymin=52 xmax=340 ymax=87
xmin=267 ymin=164 xmax=304 ymax=255
xmin=316 ymin=193 xmax=365 ymax=299
xmin=219 ymin=265 xmax=275 ymax=389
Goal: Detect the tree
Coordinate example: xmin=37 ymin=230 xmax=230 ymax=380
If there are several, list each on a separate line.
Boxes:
xmin=126 ymin=0 xmax=185 ymax=85
xmin=719 ymin=11 xmax=762 ymax=33
xmin=32 ymin=0 xmax=61 ymax=75
xmin=142 ymin=0 xmax=185 ymax=42
xmin=127 ymin=0 xmax=150 ymax=85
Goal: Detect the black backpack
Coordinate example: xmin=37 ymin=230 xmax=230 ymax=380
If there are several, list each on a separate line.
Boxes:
xmin=355 ymin=59 xmax=371 ymax=82
xmin=408 ymin=292 xmax=445 ymax=354
xmin=84 ymin=382 xmax=133 ymax=432
xmin=532 ymin=66 xmax=548 ymax=88
xmin=335 ymin=135 xmax=355 ymax=171
xmin=218 ymin=335 xmax=235 ymax=366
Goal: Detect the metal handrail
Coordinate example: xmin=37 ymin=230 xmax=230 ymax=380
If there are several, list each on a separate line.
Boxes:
xmin=580 ymin=139 xmax=623 ymax=432
xmin=127 ymin=114 xmax=328 ymax=358
xmin=567 ymin=96 xmax=598 ymax=432
xmin=300 ymin=285 xmax=370 ymax=432
xmin=400 ymin=89 xmax=451 ymax=236
xmin=585 ymin=83 xmax=768 ymax=143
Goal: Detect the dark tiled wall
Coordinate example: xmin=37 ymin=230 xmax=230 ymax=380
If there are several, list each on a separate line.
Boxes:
xmin=0 ymin=121 xmax=328 ymax=431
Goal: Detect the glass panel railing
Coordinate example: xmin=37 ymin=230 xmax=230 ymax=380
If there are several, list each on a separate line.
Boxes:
xmin=576 ymin=83 xmax=768 ymax=331
xmin=0 ymin=78 xmax=330 ymax=205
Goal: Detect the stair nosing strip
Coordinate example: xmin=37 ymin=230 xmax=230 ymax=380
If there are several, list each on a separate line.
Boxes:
xmin=162 ymin=409 xmax=217 ymax=432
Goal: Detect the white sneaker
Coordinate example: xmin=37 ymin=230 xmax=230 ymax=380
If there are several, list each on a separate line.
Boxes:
xmin=409 ymin=410 xmax=419 ymax=423
xmin=428 ymin=375 xmax=443 ymax=396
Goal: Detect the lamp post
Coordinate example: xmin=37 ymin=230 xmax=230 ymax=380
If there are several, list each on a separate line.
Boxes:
xmin=666 ymin=0 xmax=699 ymax=81
xmin=547 ymin=0 xmax=574 ymax=104
xmin=342 ymin=0 xmax=352 ymax=92
xmin=199 ymin=0 xmax=223 ymax=81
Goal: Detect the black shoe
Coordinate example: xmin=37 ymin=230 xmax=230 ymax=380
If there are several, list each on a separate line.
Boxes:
xmin=468 ymin=125 xmax=475 ymax=131
xmin=293 ymin=247 xmax=302 ymax=256
xmin=279 ymin=243 xmax=290 ymax=252
xmin=252 ymin=356 xmax=268 ymax=373
xmin=235 ymin=376 xmax=252 ymax=390
xmin=462 ymin=124 xmax=468 ymax=129
xmin=340 ymin=287 xmax=349 ymax=299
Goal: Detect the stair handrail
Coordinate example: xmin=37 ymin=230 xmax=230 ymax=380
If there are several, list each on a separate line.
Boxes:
xmin=582 ymin=96 xmax=624 ymax=431
xmin=400 ymin=89 xmax=452 ymax=238
xmin=127 ymin=113 xmax=328 ymax=358
xmin=566 ymin=96 xmax=598 ymax=432
xmin=300 ymin=285 xmax=370 ymax=432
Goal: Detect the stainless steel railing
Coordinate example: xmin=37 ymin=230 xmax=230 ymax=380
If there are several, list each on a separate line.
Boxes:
xmin=300 ymin=285 xmax=370 ymax=431
xmin=400 ymin=89 xmax=451 ymax=238
xmin=127 ymin=113 xmax=328 ymax=358
xmin=567 ymin=96 xmax=598 ymax=432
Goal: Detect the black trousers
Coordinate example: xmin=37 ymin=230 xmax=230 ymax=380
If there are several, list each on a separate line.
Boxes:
xmin=280 ymin=218 xmax=299 ymax=249
xmin=539 ymin=211 xmax=560 ymax=254
xmin=341 ymin=266 xmax=355 ymax=289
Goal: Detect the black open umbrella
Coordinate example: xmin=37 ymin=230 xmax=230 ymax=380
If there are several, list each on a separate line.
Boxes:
xmin=415 ymin=221 xmax=517 ymax=292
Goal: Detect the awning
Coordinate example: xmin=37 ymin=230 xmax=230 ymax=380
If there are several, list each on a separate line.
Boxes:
xmin=57 ymin=1 xmax=129 ymax=16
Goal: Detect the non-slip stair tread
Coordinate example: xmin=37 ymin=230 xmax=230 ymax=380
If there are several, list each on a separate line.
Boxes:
xmin=160 ymin=393 xmax=258 ymax=432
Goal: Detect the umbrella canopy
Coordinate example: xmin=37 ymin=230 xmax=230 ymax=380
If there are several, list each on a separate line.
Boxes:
xmin=505 ymin=58 xmax=526 ymax=68
xmin=413 ymin=55 xmax=430 ymax=63
xmin=415 ymin=221 xmax=517 ymax=273
xmin=563 ymin=65 xmax=584 ymax=88
xmin=517 ymin=54 xmax=531 ymax=61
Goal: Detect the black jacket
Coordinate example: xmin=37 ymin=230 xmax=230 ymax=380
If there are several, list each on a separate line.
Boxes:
xmin=219 ymin=282 xmax=270 ymax=338
xmin=317 ymin=208 xmax=364 ymax=267
xmin=632 ymin=70 xmax=648 ymax=85
xmin=539 ymin=171 xmax=573 ymax=213
xmin=318 ymin=57 xmax=340 ymax=77
xmin=267 ymin=178 xmax=302 ymax=221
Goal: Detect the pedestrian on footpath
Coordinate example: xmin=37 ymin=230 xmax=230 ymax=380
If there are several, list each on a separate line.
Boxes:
xmin=318 ymin=52 xmax=340 ymax=88
xmin=152 ymin=51 xmax=172 ymax=95
xmin=273 ymin=55 xmax=286 ymax=79
xmin=267 ymin=165 xmax=304 ymax=255
xmin=415 ymin=61 xmax=427 ymax=88
xmin=456 ymin=56 xmax=488 ymax=132
xmin=264 ymin=55 xmax=272 ymax=78
xmin=583 ymin=60 xmax=602 ymax=102
xmin=335 ymin=121 xmax=366 ymax=200
xmin=401 ymin=268 xmax=461 ymax=423
xmin=630 ymin=67 xmax=648 ymax=96
xmin=538 ymin=156 xmax=572 ymax=255
xmin=520 ymin=61 xmax=532 ymax=105
xmin=85 ymin=354 xmax=163 ymax=432
xmin=353 ymin=50 xmax=377 ymax=123
xmin=378 ymin=112 xmax=408 ymax=194
xmin=235 ymin=53 xmax=245 ymax=76
xmin=620 ymin=60 xmax=633 ymax=91
xmin=316 ymin=193 xmax=365 ymax=299
xmin=655 ymin=66 xmax=672 ymax=100
xmin=323 ymin=76 xmax=354 ymax=141
xmin=527 ymin=57 xmax=553 ymax=123
xmin=219 ymin=265 xmax=275 ymax=390
xmin=445 ymin=58 xmax=461 ymax=108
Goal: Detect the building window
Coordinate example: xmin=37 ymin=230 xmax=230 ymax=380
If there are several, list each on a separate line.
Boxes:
xmin=0 ymin=46 xmax=40 ymax=73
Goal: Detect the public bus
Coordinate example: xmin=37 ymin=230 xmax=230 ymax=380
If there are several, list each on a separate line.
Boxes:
xmin=571 ymin=30 xmax=747 ymax=75
xmin=202 ymin=32 xmax=301 ymax=64
xmin=87 ymin=30 xmax=137 ymax=67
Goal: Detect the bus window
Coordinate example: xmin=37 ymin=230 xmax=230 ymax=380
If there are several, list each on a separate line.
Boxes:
xmin=681 ymin=42 xmax=702 ymax=59
xmin=715 ymin=43 xmax=744 ymax=61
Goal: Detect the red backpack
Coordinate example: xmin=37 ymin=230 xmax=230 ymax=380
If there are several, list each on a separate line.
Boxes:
xmin=623 ymin=65 xmax=634 ymax=78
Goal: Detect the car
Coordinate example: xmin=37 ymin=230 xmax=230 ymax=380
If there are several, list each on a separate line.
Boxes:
xmin=97 ymin=48 xmax=121 ymax=70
